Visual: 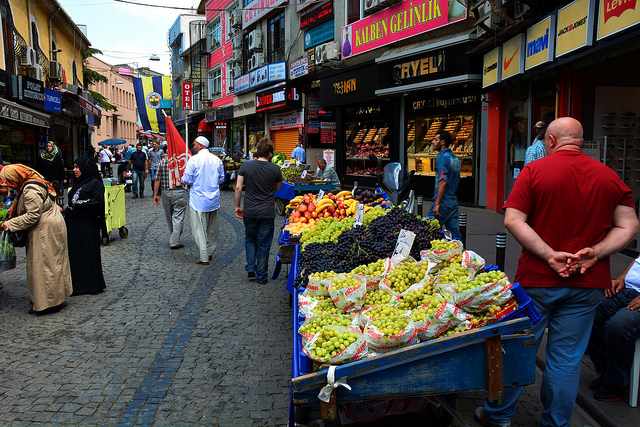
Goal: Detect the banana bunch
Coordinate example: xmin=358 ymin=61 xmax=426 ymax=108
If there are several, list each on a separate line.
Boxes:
xmin=336 ymin=191 xmax=353 ymax=200
xmin=344 ymin=198 xmax=359 ymax=215
xmin=315 ymin=198 xmax=336 ymax=213
xmin=285 ymin=195 xmax=305 ymax=210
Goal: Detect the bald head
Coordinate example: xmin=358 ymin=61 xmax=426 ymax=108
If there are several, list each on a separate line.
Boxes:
xmin=544 ymin=117 xmax=584 ymax=155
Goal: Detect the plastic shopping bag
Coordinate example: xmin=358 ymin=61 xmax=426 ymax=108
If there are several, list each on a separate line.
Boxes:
xmin=0 ymin=230 xmax=16 ymax=272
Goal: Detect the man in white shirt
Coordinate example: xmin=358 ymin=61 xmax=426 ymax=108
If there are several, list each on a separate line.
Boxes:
xmin=99 ymin=146 xmax=113 ymax=177
xmin=181 ymin=136 xmax=225 ymax=265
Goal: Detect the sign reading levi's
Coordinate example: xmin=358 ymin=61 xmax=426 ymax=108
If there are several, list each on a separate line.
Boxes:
xmin=597 ymin=0 xmax=640 ymax=40
xmin=341 ymin=0 xmax=466 ymax=59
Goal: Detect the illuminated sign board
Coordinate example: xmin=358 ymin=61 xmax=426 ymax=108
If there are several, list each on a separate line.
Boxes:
xmin=525 ymin=16 xmax=556 ymax=70
xmin=300 ymin=1 xmax=333 ymax=30
xmin=482 ymin=47 xmax=501 ymax=88
xmin=597 ymin=0 xmax=640 ymax=40
xmin=557 ymin=0 xmax=595 ymax=57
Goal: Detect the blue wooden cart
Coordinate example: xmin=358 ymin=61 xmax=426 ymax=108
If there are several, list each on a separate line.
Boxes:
xmin=274 ymin=180 xmax=337 ymax=216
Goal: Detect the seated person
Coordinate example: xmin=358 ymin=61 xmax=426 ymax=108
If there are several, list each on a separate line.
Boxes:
xmin=587 ymin=255 xmax=640 ymax=401
xmin=311 ymin=158 xmax=341 ymax=190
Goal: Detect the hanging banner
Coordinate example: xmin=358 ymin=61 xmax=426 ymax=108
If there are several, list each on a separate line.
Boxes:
xmin=341 ymin=0 xmax=466 ymax=59
xmin=132 ymin=75 xmax=172 ymax=133
xmin=597 ymin=0 xmax=640 ymax=40
xmin=182 ymin=82 xmax=193 ymax=110
xmin=165 ymin=117 xmax=192 ymax=188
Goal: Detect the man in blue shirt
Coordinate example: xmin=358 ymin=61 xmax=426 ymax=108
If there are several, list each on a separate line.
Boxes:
xmin=291 ymin=141 xmax=306 ymax=163
xmin=427 ymin=130 xmax=461 ymax=240
xmin=181 ymin=136 xmax=225 ymax=265
xmin=126 ymin=142 xmax=149 ymax=198
xmin=524 ymin=121 xmax=546 ymax=165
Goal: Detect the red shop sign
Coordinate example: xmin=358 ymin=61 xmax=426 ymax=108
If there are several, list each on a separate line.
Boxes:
xmin=182 ymin=82 xmax=192 ymax=110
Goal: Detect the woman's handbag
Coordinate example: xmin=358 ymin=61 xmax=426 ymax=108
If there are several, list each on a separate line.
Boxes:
xmin=8 ymin=229 xmax=27 ymax=247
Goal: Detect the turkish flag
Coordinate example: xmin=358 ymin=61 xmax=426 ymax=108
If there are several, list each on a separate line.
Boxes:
xmin=165 ymin=117 xmax=191 ymax=188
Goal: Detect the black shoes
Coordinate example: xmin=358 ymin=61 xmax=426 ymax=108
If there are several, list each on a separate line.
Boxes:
xmin=132 ymin=195 xmax=138 ymax=199
xmin=247 ymin=271 xmax=256 ymax=278
xmin=589 ymin=375 xmax=606 ymax=391
xmin=594 ymin=383 xmax=627 ymax=402
xmin=29 ymin=301 xmax=68 ymax=316
xmin=170 ymin=244 xmax=184 ymax=250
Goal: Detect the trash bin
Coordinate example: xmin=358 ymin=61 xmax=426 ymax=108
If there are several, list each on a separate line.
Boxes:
xmin=103 ymin=184 xmax=128 ymax=245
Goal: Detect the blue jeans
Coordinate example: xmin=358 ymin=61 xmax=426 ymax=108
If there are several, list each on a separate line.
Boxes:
xmin=150 ymin=168 xmax=157 ymax=184
xmin=587 ymin=288 xmax=640 ymax=387
xmin=484 ymin=286 xmax=604 ymax=427
xmin=427 ymin=202 xmax=461 ymax=240
xmin=243 ymin=217 xmax=275 ymax=283
xmin=132 ymin=169 xmax=145 ymax=196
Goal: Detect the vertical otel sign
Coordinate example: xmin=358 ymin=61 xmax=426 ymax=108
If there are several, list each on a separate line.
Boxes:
xmin=183 ymin=82 xmax=192 ymax=110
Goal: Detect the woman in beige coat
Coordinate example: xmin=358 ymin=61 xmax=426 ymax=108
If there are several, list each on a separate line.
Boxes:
xmin=0 ymin=165 xmax=72 ymax=315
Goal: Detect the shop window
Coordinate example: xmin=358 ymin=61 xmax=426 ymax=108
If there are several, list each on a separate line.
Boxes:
xmin=208 ymin=68 xmax=222 ymax=98
xmin=505 ymin=80 xmax=530 ymax=196
xmin=226 ymin=60 xmax=234 ymax=93
xmin=268 ymin=12 xmax=285 ymax=63
xmin=210 ymin=19 xmax=221 ymax=51
xmin=344 ymin=104 xmax=391 ymax=177
xmin=51 ymin=39 xmax=59 ymax=61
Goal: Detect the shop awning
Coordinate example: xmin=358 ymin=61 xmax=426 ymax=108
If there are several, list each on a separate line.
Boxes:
xmin=0 ymin=97 xmax=50 ymax=128
xmin=375 ymin=74 xmax=483 ymax=96
xmin=375 ymin=30 xmax=477 ymax=64
xmin=198 ymin=118 xmax=213 ymax=132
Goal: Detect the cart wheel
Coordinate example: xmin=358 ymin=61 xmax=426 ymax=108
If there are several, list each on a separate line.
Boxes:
xmin=102 ymin=236 xmax=110 ymax=246
xmin=275 ymin=198 xmax=287 ymax=216
xmin=425 ymin=394 xmax=457 ymax=427
xmin=119 ymin=227 xmax=129 ymax=238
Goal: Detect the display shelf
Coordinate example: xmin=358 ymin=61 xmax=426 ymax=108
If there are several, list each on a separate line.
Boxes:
xmin=345 ymin=119 xmax=391 ymax=178
xmin=346 ymin=157 xmax=390 ymax=161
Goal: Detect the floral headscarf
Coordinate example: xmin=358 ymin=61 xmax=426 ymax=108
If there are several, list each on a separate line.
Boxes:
xmin=40 ymin=141 xmax=60 ymax=161
xmin=0 ymin=165 xmax=56 ymax=217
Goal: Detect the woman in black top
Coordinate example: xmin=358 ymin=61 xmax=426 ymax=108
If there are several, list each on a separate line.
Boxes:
xmin=65 ymin=156 xmax=106 ymax=295
xmin=37 ymin=141 xmax=66 ymax=199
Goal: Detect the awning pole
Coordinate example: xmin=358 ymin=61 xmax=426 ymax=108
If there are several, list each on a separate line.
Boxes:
xmin=185 ymin=111 xmax=189 ymax=156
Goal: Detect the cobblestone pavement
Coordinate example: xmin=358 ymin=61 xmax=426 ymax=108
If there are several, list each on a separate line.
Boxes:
xmin=0 ymin=184 xmax=605 ymax=426
xmin=0 ymin=181 xmax=291 ymax=426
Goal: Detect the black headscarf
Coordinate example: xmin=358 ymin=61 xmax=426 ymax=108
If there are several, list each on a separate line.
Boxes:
xmin=69 ymin=156 xmax=101 ymax=196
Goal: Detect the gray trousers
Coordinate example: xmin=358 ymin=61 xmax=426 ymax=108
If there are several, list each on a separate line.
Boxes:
xmin=189 ymin=207 xmax=219 ymax=262
xmin=161 ymin=188 xmax=188 ymax=247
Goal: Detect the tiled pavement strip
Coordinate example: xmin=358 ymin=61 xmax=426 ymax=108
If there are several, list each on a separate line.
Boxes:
xmin=0 ymin=182 xmax=631 ymax=426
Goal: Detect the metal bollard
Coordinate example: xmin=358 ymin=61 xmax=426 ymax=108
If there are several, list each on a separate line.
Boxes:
xmin=496 ymin=232 xmax=507 ymax=272
xmin=459 ymin=213 xmax=467 ymax=248
xmin=417 ymin=196 xmax=423 ymax=217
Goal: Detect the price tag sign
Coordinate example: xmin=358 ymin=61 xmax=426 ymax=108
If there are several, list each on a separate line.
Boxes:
xmin=301 ymin=170 xmax=307 ymax=179
xmin=317 ymin=190 xmax=324 ymax=201
xmin=282 ymin=160 xmax=291 ymax=168
xmin=353 ymin=203 xmax=364 ymax=227
xmin=391 ymin=229 xmax=416 ymax=267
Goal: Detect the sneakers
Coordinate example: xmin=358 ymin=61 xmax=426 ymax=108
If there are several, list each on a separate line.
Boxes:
xmin=474 ymin=408 xmax=511 ymax=427
xmin=247 ymin=271 xmax=256 ymax=278
xmin=132 ymin=194 xmax=138 ymax=199
xmin=594 ymin=383 xmax=627 ymax=402
xmin=588 ymin=375 xmax=605 ymax=391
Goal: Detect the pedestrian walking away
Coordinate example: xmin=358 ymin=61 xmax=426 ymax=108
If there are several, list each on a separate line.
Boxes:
xmin=235 ymin=138 xmax=283 ymax=284
xmin=65 ymin=156 xmax=107 ymax=296
xmin=0 ymin=165 xmax=72 ymax=315
xmin=153 ymin=156 xmax=188 ymax=249
xmin=475 ymin=117 xmax=640 ymax=427
xmin=427 ymin=130 xmax=461 ymax=240
xmin=99 ymin=145 xmax=114 ymax=177
xmin=524 ymin=121 xmax=547 ymax=165
xmin=147 ymin=141 xmax=164 ymax=183
xmin=127 ymin=142 xmax=149 ymax=199
xmin=181 ymin=136 xmax=225 ymax=265
xmin=291 ymin=141 xmax=306 ymax=163
xmin=587 ymin=255 xmax=640 ymax=402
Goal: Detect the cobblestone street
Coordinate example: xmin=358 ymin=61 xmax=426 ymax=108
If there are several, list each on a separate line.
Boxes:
xmin=0 ymin=185 xmax=291 ymax=426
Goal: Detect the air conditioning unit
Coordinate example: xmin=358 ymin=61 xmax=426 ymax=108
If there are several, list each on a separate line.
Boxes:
xmin=30 ymin=64 xmax=44 ymax=81
xmin=364 ymin=0 xmax=380 ymax=12
xmin=249 ymin=30 xmax=262 ymax=51
xmin=230 ymin=9 xmax=242 ymax=29
xmin=232 ymin=34 xmax=242 ymax=49
xmin=20 ymin=46 xmax=36 ymax=68
xmin=233 ymin=65 xmax=242 ymax=78
xmin=48 ymin=60 xmax=62 ymax=81
xmin=232 ymin=50 xmax=242 ymax=63
xmin=315 ymin=42 xmax=340 ymax=65
xmin=249 ymin=52 xmax=264 ymax=71
xmin=183 ymin=70 xmax=190 ymax=79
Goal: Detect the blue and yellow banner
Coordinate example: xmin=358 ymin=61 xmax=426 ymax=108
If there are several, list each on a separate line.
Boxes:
xmin=133 ymin=75 xmax=172 ymax=133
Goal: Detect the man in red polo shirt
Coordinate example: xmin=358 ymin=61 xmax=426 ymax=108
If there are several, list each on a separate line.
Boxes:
xmin=475 ymin=117 xmax=639 ymax=427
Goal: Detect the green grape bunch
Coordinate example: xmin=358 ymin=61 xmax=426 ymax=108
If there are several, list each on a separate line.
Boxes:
xmin=362 ymin=303 xmax=408 ymax=321
xmin=351 ymin=258 xmax=387 ymax=276
xmin=299 ymin=314 xmax=356 ymax=336
xmin=386 ymin=259 xmax=428 ymax=293
xmin=430 ymin=239 xmax=461 ymax=251
xmin=437 ymin=265 xmax=471 ymax=285
xmin=456 ymin=270 xmax=507 ymax=293
xmin=311 ymin=298 xmax=342 ymax=316
xmin=397 ymin=284 xmax=438 ymax=311
xmin=363 ymin=289 xmax=396 ymax=308
xmin=309 ymin=270 xmax=339 ymax=281
xmin=411 ymin=298 xmax=446 ymax=323
xmin=328 ymin=275 xmax=361 ymax=292
xmin=371 ymin=314 xmax=411 ymax=336
xmin=307 ymin=327 xmax=361 ymax=362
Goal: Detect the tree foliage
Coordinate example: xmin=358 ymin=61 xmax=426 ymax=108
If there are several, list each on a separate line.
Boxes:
xmin=82 ymin=48 xmax=118 ymax=112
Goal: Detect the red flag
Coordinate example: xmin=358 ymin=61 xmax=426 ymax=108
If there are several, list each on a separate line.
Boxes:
xmin=165 ymin=117 xmax=191 ymax=188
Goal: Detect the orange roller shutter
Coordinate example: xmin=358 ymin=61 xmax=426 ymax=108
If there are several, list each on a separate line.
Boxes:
xmin=273 ymin=129 xmax=298 ymax=158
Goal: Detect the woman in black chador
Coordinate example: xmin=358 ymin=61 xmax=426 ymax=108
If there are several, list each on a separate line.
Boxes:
xmin=65 ymin=156 xmax=106 ymax=295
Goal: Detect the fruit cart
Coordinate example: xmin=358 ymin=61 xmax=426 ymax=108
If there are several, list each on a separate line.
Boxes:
xmin=274 ymin=180 xmax=337 ymax=216
xmin=102 ymin=184 xmax=129 ymax=246
xmin=221 ymin=159 xmax=242 ymax=191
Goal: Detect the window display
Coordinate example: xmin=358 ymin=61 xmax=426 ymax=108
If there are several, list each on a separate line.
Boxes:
xmin=345 ymin=121 xmax=391 ymax=176
xmin=407 ymin=114 xmax=475 ymax=178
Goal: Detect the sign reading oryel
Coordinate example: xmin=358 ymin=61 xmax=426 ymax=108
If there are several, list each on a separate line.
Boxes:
xmin=341 ymin=0 xmax=466 ymax=59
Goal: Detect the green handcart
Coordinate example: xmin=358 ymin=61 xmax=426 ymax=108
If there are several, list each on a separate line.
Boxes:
xmin=103 ymin=184 xmax=129 ymax=245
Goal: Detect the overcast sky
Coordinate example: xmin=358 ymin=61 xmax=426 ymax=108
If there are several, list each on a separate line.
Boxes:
xmin=58 ymin=0 xmax=202 ymax=76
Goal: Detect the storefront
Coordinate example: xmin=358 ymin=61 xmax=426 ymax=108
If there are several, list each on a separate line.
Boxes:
xmin=255 ymin=83 xmax=303 ymax=156
xmin=213 ymin=106 xmax=234 ymax=155
xmin=375 ymin=34 xmax=482 ymax=204
xmin=0 ymin=96 xmax=50 ymax=166
xmin=319 ymin=61 xmax=392 ymax=188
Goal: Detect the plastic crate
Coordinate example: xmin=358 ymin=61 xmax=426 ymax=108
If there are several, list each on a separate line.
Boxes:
xmin=499 ymin=282 xmax=542 ymax=325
